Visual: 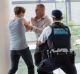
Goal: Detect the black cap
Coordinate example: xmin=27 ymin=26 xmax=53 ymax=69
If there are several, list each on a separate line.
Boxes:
xmin=52 ymin=10 xmax=62 ymax=18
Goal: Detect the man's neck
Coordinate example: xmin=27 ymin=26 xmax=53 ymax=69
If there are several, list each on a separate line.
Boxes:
xmin=15 ymin=15 xmax=22 ymax=18
xmin=35 ymin=15 xmax=45 ymax=20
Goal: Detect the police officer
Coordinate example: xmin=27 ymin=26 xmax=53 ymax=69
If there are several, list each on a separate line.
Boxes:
xmin=37 ymin=10 xmax=77 ymax=74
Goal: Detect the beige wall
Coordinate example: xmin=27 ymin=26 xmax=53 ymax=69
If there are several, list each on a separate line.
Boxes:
xmin=0 ymin=0 xmax=9 ymax=74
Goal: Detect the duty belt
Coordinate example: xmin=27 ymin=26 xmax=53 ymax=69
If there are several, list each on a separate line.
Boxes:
xmin=50 ymin=49 xmax=75 ymax=55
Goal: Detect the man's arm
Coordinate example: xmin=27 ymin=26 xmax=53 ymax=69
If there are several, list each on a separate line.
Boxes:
xmin=37 ymin=26 xmax=51 ymax=46
xmin=30 ymin=17 xmax=42 ymax=32
xmin=21 ymin=18 xmax=32 ymax=31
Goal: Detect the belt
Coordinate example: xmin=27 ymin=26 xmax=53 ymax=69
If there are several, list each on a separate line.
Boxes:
xmin=50 ymin=50 xmax=75 ymax=56
xmin=51 ymin=48 xmax=68 ymax=53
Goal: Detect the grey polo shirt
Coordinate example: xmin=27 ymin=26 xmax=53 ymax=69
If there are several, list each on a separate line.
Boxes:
xmin=31 ymin=16 xmax=51 ymax=39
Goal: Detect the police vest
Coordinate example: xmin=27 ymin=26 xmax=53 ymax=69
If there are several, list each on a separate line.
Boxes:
xmin=47 ymin=22 xmax=71 ymax=51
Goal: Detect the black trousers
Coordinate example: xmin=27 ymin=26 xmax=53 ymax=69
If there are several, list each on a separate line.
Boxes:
xmin=41 ymin=50 xmax=54 ymax=74
xmin=35 ymin=46 xmax=53 ymax=74
xmin=8 ymin=47 xmax=34 ymax=74
xmin=37 ymin=55 xmax=77 ymax=74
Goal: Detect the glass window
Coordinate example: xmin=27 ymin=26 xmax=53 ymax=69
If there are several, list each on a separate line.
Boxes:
xmin=69 ymin=2 xmax=80 ymax=63
xmin=56 ymin=0 xmax=65 ymax=1
xmin=55 ymin=1 xmax=68 ymax=23
xmin=70 ymin=2 xmax=80 ymax=50
xmin=43 ymin=3 xmax=55 ymax=19
xmin=71 ymin=2 xmax=80 ymax=25
xmin=41 ymin=0 xmax=55 ymax=1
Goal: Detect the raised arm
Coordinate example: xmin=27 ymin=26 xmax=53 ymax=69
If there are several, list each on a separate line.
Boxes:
xmin=21 ymin=18 xmax=32 ymax=31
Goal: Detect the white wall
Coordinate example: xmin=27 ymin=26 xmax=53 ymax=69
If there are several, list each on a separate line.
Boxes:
xmin=0 ymin=0 xmax=9 ymax=74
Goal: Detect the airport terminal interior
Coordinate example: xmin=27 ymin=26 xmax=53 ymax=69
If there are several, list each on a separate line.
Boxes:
xmin=0 ymin=0 xmax=80 ymax=74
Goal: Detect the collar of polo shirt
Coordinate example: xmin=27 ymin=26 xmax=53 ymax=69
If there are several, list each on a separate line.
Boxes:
xmin=36 ymin=15 xmax=47 ymax=22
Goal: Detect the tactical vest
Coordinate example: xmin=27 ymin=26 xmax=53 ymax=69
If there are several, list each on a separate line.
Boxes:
xmin=47 ymin=22 xmax=71 ymax=51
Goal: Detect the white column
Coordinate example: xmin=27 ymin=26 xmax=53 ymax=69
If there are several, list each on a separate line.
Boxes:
xmin=0 ymin=0 xmax=9 ymax=74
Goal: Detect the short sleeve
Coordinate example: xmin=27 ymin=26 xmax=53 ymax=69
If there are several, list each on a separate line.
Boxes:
xmin=38 ymin=26 xmax=52 ymax=43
